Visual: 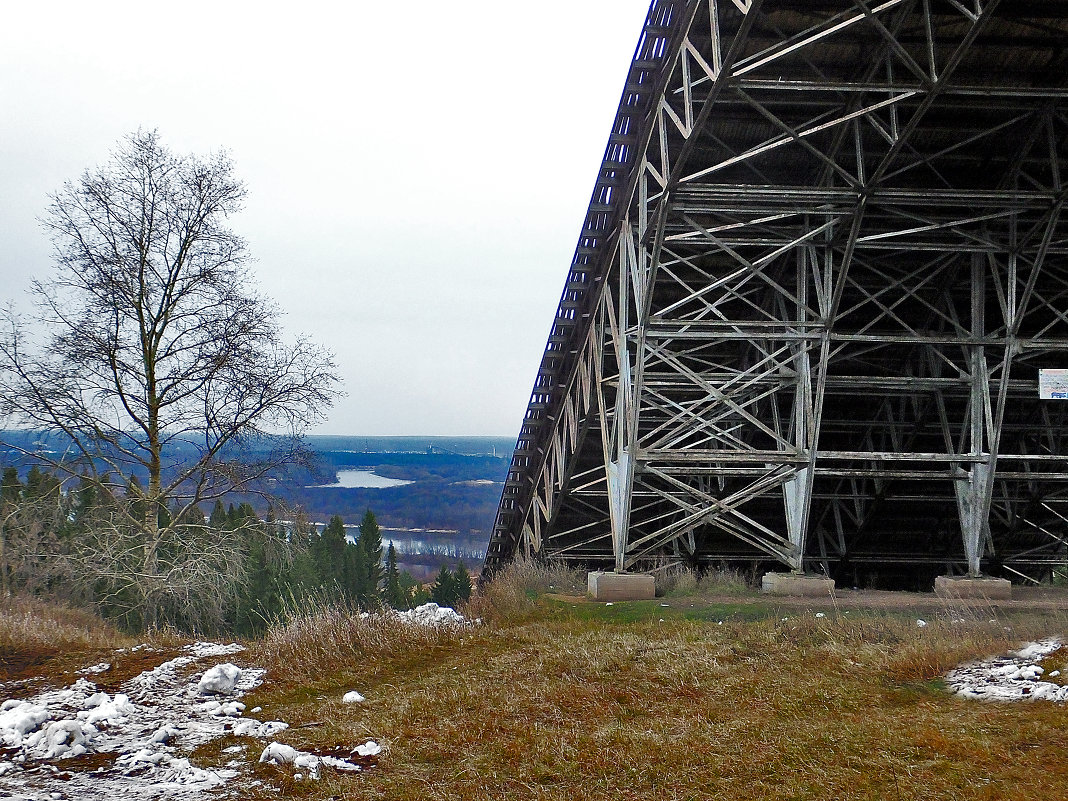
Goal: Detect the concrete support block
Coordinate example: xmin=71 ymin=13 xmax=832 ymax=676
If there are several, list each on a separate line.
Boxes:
xmin=934 ymin=575 xmax=1012 ymax=600
xmin=761 ymin=572 xmax=836 ymax=597
xmin=587 ymin=571 xmax=655 ymax=601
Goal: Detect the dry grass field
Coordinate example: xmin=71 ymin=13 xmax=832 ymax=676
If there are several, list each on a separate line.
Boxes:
xmin=3 ymin=565 xmax=1068 ymax=800
xmin=233 ymin=564 xmax=1068 ymax=801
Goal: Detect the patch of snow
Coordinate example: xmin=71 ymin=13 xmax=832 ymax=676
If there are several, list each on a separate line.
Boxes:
xmin=0 ymin=642 xmax=281 ymax=800
xmin=197 ymin=664 xmax=241 ymax=695
xmin=199 ymin=699 xmax=246 ymax=717
xmin=815 ymin=612 xmax=826 ymax=618
xmin=23 ymin=719 xmax=95 ymax=759
xmin=353 ymin=740 xmax=382 ymax=757
xmin=343 ymin=691 xmax=365 ymax=704
xmin=150 ymin=725 xmax=180 ymax=744
xmin=230 ymin=718 xmax=288 ymax=738
xmin=185 ymin=642 xmax=243 ymax=658
xmin=947 ymin=638 xmax=1068 ymax=702
xmin=395 ymin=602 xmax=469 ymax=627
xmin=77 ymin=662 xmax=111 ymax=675
xmin=258 ymin=741 xmax=299 ymax=765
xmin=1014 ymin=641 xmax=1055 ymax=661
xmin=78 ymin=692 xmax=136 ymax=726
xmin=259 ymin=740 xmax=373 ymax=780
xmin=0 ymin=701 xmax=50 ymax=746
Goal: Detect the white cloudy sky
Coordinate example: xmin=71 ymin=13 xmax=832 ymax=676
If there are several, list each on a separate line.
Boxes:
xmin=0 ymin=0 xmax=651 ymax=436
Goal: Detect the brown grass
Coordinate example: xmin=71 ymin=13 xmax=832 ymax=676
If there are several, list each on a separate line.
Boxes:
xmin=249 ymin=602 xmax=472 ymax=686
xmin=0 ymin=594 xmax=130 ymax=653
xmin=0 ymin=594 xmax=190 ymax=685
xmin=464 ymin=557 xmax=587 ymax=624
xmin=0 ymin=594 xmax=135 ymax=684
xmin=237 ymin=575 xmax=1068 ymax=801
xmin=5 ymin=581 xmax=1068 ymax=801
xmin=654 ymin=563 xmax=751 ymax=596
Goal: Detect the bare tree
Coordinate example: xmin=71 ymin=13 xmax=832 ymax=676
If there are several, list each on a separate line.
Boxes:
xmin=0 ymin=130 xmax=340 ymax=627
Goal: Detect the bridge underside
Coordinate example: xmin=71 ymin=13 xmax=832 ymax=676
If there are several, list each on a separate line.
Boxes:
xmin=487 ymin=0 xmax=1068 ymax=587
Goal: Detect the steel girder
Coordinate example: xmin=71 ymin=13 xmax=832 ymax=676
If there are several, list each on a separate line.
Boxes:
xmin=486 ymin=0 xmax=1068 ymax=586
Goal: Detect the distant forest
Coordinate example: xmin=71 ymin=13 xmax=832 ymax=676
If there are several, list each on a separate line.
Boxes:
xmin=1 ymin=432 xmax=515 ymax=566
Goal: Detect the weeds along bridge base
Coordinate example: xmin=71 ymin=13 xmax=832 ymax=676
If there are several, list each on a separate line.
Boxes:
xmin=485 ymin=0 xmax=1068 ymax=588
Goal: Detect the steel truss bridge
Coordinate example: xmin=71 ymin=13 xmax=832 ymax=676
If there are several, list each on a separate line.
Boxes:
xmin=486 ymin=0 xmax=1068 ymax=587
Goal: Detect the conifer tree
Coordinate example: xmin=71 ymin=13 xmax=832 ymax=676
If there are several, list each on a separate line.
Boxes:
xmin=454 ymin=561 xmax=472 ymax=603
xmin=400 ymin=570 xmax=426 ymax=607
xmin=313 ymin=515 xmax=349 ymax=591
xmin=347 ymin=537 xmax=370 ymax=606
xmin=1 ymin=467 xmax=20 ymax=504
xmin=357 ymin=509 xmax=383 ymax=596
xmin=384 ymin=542 xmax=404 ymax=609
xmin=431 ymin=564 xmax=457 ymax=606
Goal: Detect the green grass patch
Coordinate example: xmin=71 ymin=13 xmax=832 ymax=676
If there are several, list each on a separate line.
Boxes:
xmin=539 ymin=595 xmax=774 ymax=624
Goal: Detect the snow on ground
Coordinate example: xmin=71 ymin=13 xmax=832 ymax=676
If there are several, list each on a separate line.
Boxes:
xmin=0 ymin=606 xmax=472 ymax=799
xmin=0 ymin=642 xmax=275 ymax=800
xmin=196 ymin=663 xmax=242 ymax=695
xmin=258 ymin=739 xmax=381 ymax=780
xmin=395 ymin=602 xmax=471 ymax=627
xmin=0 ymin=640 xmax=375 ymax=800
xmin=947 ymin=638 xmax=1068 ymax=702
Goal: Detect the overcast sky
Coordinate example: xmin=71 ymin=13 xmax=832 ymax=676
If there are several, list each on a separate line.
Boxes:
xmin=0 ymin=0 xmax=651 ymax=436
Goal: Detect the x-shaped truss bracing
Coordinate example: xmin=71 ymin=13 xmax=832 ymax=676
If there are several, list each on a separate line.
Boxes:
xmin=486 ymin=0 xmax=1068 ymax=586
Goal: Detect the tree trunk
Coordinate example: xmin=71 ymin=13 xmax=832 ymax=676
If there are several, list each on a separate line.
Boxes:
xmin=0 ymin=517 xmax=9 ymax=598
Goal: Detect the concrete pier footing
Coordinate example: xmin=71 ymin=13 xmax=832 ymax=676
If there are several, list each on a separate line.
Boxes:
xmin=587 ymin=571 xmax=656 ymax=601
xmin=761 ymin=572 xmax=836 ymax=596
xmin=934 ymin=575 xmax=1012 ymax=600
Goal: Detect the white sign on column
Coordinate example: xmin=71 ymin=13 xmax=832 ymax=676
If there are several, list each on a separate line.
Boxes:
xmin=1038 ymin=369 xmax=1068 ymax=400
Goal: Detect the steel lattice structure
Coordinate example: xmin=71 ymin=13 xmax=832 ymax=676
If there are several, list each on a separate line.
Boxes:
xmin=486 ymin=0 xmax=1068 ymax=587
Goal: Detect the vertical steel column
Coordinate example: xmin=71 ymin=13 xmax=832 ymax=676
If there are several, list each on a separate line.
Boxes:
xmin=955 ymin=253 xmax=992 ymax=576
xmin=607 ymin=220 xmax=638 ymax=571
xmin=782 ymin=247 xmax=816 ymax=572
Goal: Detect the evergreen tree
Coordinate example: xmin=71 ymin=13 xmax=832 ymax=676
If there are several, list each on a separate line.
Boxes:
xmin=431 ymin=564 xmax=457 ymax=607
xmin=400 ymin=570 xmax=425 ymax=608
xmin=356 ymin=509 xmax=383 ymax=604
xmin=384 ymin=542 xmax=404 ymax=609
xmin=177 ymin=503 xmax=205 ymax=527
xmin=313 ymin=515 xmax=348 ymax=590
xmin=454 ymin=561 xmax=472 ymax=603
xmin=235 ymin=503 xmax=258 ymax=526
xmin=25 ymin=466 xmax=44 ymax=496
xmin=156 ymin=502 xmax=173 ymax=530
xmin=1 ymin=467 xmax=20 ymax=504
xmin=209 ymin=500 xmax=228 ymax=529
xmin=347 ymin=536 xmax=370 ymax=606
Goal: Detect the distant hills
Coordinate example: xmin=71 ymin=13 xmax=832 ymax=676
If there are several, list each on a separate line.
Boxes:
xmin=1 ymin=431 xmax=515 ymax=573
